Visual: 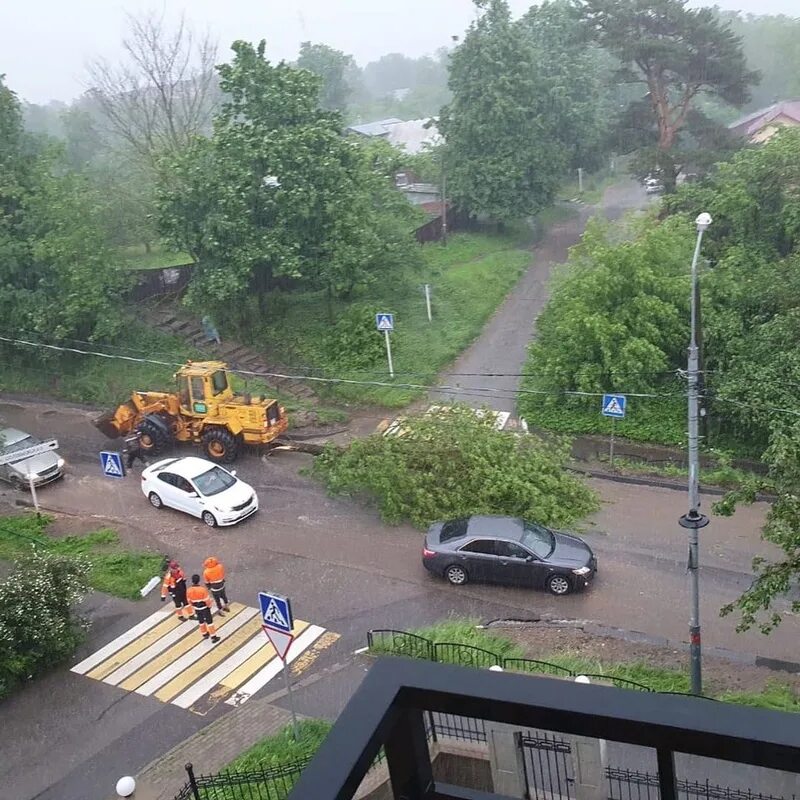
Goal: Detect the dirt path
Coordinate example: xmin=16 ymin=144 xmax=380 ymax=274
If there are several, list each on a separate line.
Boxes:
xmin=430 ymin=180 xmax=651 ymax=413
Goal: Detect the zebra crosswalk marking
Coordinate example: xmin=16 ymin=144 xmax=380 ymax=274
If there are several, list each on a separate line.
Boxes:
xmin=220 ymin=619 xmax=310 ymax=692
xmin=71 ymin=604 xmax=338 ymax=715
xmin=87 ymin=614 xmax=182 ymax=681
xmin=155 ymin=609 xmax=260 ymax=702
xmin=172 ymin=631 xmax=270 ymax=710
xmin=116 ymin=605 xmax=252 ymax=692
xmin=71 ymin=608 xmax=172 ymax=675
xmin=226 ymin=624 xmax=325 ymax=707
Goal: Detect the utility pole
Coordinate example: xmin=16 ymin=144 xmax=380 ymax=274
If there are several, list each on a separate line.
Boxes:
xmin=679 ymin=212 xmax=712 ymax=696
xmin=441 ymin=164 xmax=448 ymax=245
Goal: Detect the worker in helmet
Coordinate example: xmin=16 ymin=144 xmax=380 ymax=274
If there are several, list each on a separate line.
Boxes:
xmin=187 ymin=574 xmax=220 ymax=643
xmin=160 ymin=560 xmax=194 ymax=621
xmin=203 ymin=556 xmax=230 ymax=615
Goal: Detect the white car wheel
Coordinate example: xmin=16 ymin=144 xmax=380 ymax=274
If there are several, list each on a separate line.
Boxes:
xmin=202 ymin=511 xmax=217 ymax=528
xmin=148 ymin=492 xmax=163 ymax=509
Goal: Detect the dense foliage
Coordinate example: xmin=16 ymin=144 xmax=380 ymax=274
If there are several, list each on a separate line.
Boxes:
xmin=312 ymin=406 xmax=598 ymax=528
xmin=439 ymin=0 xmax=567 ymax=221
xmin=0 ymin=78 xmax=127 ymax=345
xmin=0 ymin=546 xmax=91 ymax=699
xmin=523 ymin=128 xmax=800 ymax=631
xmin=158 ymin=41 xmax=419 ymax=316
xmin=578 ymin=0 xmax=757 ymax=190
xmin=296 ymin=42 xmax=355 ymax=112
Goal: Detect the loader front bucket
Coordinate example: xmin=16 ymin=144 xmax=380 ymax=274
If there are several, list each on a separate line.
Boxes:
xmin=93 ymin=401 xmax=137 ymax=439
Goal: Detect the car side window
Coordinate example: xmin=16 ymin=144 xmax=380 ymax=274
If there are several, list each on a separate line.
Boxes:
xmin=157 ymin=473 xmax=176 ymax=486
xmin=496 ymin=541 xmax=531 ymax=560
xmin=176 ymin=478 xmax=194 ymax=493
xmin=459 ymin=539 xmax=498 ymax=556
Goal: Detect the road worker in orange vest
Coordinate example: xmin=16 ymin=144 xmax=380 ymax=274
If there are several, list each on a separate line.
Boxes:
xmin=160 ymin=560 xmax=195 ymax=621
xmin=187 ymin=574 xmax=220 ymax=643
xmin=203 ymin=556 xmax=230 ymax=615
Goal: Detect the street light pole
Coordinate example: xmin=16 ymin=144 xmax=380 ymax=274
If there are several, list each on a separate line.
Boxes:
xmin=679 ymin=211 xmax=712 ymax=696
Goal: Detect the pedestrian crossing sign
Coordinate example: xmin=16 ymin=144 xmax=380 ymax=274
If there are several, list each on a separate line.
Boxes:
xmin=258 ymin=591 xmax=293 ymax=634
xmin=100 ymin=450 xmax=125 ymax=479
xmin=601 ymin=394 xmax=627 ymax=419
xmin=375 ymin=313 xmax=394 ymax=331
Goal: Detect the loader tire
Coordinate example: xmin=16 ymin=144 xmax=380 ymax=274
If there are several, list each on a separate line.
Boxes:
xmin=202 ymin=428 xmax=239 ymax=464
xmin=137 ymin=419 xmax=170 ymax=455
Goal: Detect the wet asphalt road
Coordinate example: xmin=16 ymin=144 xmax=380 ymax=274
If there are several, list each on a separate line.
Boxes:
xmin=1 ymin=183 xmax=796 ymax=800
xmin=431 ymin=181 xmax=654 ymax=411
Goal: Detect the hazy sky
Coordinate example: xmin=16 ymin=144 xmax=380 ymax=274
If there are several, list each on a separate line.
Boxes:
xmin=3 ymin=0 xmax=799 ymax=103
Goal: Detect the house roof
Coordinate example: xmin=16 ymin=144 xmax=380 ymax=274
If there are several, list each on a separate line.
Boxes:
xmin=346 ymin=117 xmax=441 ymax=154
xmin=728 ymin=100 xmax=800 ymax=137
xmin=385 ymin=119 xmax=440 ymax=154
xmin=346 ymin=118 xmax=403 ymax=137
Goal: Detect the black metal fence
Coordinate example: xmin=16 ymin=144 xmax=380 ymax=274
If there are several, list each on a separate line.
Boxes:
xmin=174 ymin=758 xmax=310 ymax=800
xmin=366 ymin=629 xmax=665 ymax=693
xmin=606 ymin=769 xmax=795 ymax=800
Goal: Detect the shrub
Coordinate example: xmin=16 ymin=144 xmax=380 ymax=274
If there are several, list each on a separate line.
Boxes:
xmin=321 ymin=304 xmax=386 ymax=372
xmin=0 ymin=548 xmax=91 ymax=699
xmin=312 ymin=405 xmax=598 ymax=528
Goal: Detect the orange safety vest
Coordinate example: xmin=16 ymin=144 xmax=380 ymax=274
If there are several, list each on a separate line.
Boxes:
xmin=203 ymin=559 xmax=226 ymax=591
xmin=187 ymin=584 xmax=213 ymax=611
xmin=161 ymin=568 xmax=186 ymax=598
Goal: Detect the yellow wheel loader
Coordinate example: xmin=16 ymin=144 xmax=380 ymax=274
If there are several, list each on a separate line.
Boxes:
xmin=94 ymin=361 xmax=288 ymax=464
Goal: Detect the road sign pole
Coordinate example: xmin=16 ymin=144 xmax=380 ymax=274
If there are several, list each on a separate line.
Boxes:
xmin=384 ymin=330 xmax=394 ymax=378
xmin=27 ymin=469 xmax=40 ymax=516
xmin=282 ymin=659 xmax=300 ymax=740
xmin=424 ymin=284 xmax=432 ymax=322
xmin=609 ymin=418 xmax=615 ymax=466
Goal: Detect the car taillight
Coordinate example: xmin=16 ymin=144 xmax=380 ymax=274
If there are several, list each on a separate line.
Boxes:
xmin=422 ymin=548 xmax=436 ymax=558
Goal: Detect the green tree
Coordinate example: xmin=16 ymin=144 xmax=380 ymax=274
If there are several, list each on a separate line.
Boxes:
xmin=0 ymin=77 xmax=126 ymax=345
xmin=158 ymin=41 xmax=416 ymax=318
xmin=523 ymin=216 xmax=692 ymax=396
xmin=439 ymin=0 xmax=566 ymax=220
xmin=520 ymin=0 xmax=614 ymax=172
xmin=723 ymin=12 xmax=800 ymax=111
xmin=296 ymin=41 xmax=356 ymax=112
xmin=312 ymin=405 xmax=598 ymax=528
xmin=578 ymin=0 xmax=758 ymax=190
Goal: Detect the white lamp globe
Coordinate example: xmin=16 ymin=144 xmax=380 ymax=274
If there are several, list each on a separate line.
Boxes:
xmin=116 ymin=776 xmax=136 ymax=797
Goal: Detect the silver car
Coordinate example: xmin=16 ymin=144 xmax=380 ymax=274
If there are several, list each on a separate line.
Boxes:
xmin=0 ymin=427 xmax=65 ymax=488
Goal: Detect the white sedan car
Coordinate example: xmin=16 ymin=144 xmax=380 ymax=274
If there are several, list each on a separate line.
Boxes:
xmin=141 ymin=456 xmax=258 ymax=527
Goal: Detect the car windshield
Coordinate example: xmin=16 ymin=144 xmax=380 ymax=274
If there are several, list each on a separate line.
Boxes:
xmin=521 ymin=522 xmax=555 ymax=559
xmin=193 ymin=466 xmax=237 ymax=496
xmin=0 ymin=434 xmax=37 ymax=454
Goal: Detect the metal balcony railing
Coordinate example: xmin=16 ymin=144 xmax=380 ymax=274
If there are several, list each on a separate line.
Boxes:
xmin=287 ymin=657 xmax=800 ymax=800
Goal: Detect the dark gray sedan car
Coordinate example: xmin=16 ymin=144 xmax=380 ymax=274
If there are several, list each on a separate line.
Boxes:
xmin=422 ymin=515 xmax=596 ymax=595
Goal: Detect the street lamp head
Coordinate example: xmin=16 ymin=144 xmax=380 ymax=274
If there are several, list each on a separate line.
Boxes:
xmin=695 ymin=212 xmax=712 ymax=232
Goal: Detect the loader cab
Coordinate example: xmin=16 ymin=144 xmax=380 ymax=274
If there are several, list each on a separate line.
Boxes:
xmin=176 ymin=362 xmax=234 ymax=415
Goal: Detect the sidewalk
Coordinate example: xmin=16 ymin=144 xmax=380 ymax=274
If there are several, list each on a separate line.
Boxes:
xmin=126 ymin=698 xmax=297 ymax=800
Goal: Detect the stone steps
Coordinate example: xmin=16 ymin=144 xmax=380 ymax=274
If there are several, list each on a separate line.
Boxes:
xmin=141 ymin=308 xmax=317 ymax=404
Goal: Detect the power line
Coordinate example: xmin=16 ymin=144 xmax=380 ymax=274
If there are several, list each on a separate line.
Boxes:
xmin=0 ymin=334 xmax=683 ymax=402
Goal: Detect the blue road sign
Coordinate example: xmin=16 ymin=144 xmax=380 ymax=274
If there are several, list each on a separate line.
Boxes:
xmin=375 ymin=313 xmax=394 ymax=332
xmin=100 ymin=450 xmax=125 ymax=479
xmin=601 ymin=394 xmax=627 ymax=419
xmin=258 ymin=591 xmax=293 ymax=634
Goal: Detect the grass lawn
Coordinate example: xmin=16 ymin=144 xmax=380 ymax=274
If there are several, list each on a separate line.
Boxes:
xmin=119 ymin=243 xmax=194 ymax=270
xmin=225 ymin=720 xmax=332 ymax=772
xmin=0 ymin=324 xmax=199 ymax=406
xmin=257 ymin=228 xmax=533 ymax=407
xmin=0 ymin=514 xmax=164 ymax=600
xmin=368 ymin=620 xmax=800 ymax=712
